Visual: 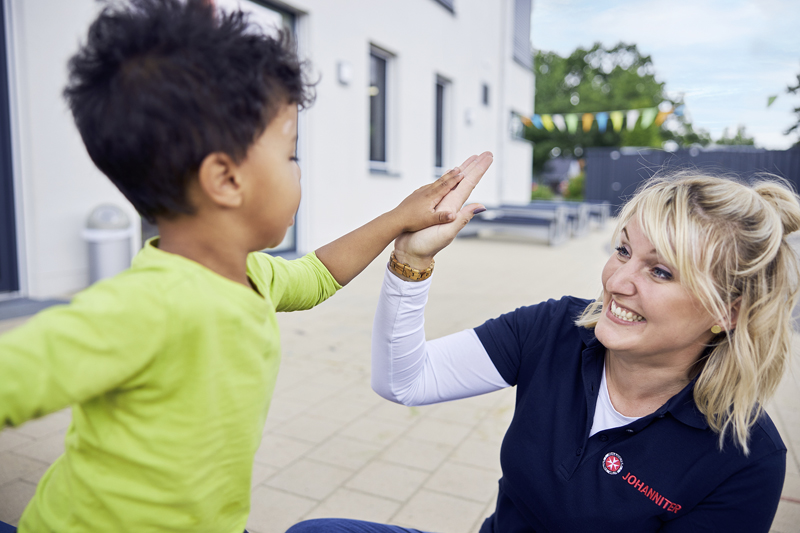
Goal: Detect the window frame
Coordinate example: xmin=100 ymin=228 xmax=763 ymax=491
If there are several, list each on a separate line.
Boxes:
xmin=434 ymin=75 xmax=451 ymax=176
xmin=0 ymin=0 xmax=18 ymax=294
xmin=368 ymin=45 xmax=395 ymax=174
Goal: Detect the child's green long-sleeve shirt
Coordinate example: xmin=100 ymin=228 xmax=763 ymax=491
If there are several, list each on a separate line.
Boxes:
xmin=0 ymin=240 xmax=340 ymax=532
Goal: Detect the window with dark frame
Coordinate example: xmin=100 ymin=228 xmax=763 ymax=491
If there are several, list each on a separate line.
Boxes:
xmin=512 ymin=0 xmax=533 ymax=69
xmin=434 ymin=79 xmax=446 ymax=169
xmin=0 ymin=0 xmax=19 ymax=293
xmin=369 ymin=49 xmax=388 ymax=164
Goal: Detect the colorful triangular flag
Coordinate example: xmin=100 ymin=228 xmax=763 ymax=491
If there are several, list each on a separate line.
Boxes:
xmin=596 ymin=112 xmax=609 ymax=133
xmin=626 ymin=109 xmax=639 ymax=131
xmin=565 ymin=114 xmax=579 ymax=133
xmin=610 ymin=111 xmax=624 ymax=132
xmin=582 ymin=113 xmax=594 ymax=132
xmin=640 ymin=107 xmax=658 ymax=129
xmin=654 ymin=109 xmax=672 ymax=126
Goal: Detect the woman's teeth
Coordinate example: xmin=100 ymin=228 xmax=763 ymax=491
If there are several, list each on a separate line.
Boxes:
xmin=611 ymin=301 xmax=644 ymax=322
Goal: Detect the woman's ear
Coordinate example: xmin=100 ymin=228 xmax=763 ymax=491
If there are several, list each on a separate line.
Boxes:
xmin=726 ymin=298 xmax=741 ymax=331
xmin=197 ymin=152 xmax=243 ymax=209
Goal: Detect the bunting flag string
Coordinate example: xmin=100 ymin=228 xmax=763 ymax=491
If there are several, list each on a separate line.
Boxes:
xmin=526 ymin=104 xmax=678 ymax=134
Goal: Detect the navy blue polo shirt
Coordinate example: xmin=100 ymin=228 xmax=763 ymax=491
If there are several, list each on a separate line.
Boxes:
xmin=474 ymin=296 xmax=785 ymax=533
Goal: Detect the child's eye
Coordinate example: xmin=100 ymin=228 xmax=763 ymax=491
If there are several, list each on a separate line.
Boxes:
xmin=614 ymin=245 xmax=630 ymax=258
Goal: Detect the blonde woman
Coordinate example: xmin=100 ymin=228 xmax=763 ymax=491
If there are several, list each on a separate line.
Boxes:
xmin=289 ymin=172 xmax=800 ymax=533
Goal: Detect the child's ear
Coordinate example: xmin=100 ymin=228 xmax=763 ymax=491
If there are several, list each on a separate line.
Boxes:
xmin=197 ymin=152 xmax=243 ymax=208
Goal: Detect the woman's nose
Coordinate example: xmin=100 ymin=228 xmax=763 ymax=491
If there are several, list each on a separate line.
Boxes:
xmin=606 ymin=260 xmax=638 ymax=295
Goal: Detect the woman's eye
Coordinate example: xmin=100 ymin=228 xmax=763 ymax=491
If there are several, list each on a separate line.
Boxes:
xmin=652 ymin=267 xmax=673 ymax=281
xmin=290 ymin=156 xmax=299 ymax=162
xmin=614 ymin=245 xmax=630 ymax=258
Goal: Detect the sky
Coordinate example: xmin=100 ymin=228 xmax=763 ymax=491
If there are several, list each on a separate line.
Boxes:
xmin=531 ymin=0 xmax=800 ymax=149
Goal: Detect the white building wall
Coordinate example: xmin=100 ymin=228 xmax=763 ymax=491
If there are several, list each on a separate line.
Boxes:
xmin=5 ymin=0 xmax=532 ymax=298
xmin=288 ymin=0 xmax=533 ymax=250
xmin=498 ymin=0 xmax=537 ymax=206
xmin=6 ymin=0 xmax=141 ymax=298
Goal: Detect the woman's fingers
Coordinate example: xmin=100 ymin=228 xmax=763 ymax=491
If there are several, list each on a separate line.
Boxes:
xmin=461 ymin=151 xmax=493 ymax=186
xmin=458 ymin=154 xmax=479 ymax=171
xmin=435 ymin=152 xmax=493 ymax=212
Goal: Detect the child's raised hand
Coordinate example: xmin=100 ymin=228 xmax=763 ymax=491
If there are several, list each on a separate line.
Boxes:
xmin=389 ymin=168 xmax=467 ymax=233
xmin=393 ymin=152 xmax=493 ymax=268
xmin=390 ymin=151 xmax=493 ymax=234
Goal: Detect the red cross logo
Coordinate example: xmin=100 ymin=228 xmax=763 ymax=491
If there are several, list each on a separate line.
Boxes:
xmin=602 ymin=452 xmax=623 ymax=475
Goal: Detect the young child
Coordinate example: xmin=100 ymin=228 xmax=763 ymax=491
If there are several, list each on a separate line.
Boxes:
xmin=0 ymin=0 xmax=493 ymax=531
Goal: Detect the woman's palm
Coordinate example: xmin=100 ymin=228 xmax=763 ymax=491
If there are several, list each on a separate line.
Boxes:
xmin=396 ymin=152 xmax=493 ymax=260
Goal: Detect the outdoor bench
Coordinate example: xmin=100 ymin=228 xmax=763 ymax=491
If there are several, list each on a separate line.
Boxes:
xmin=462 ymin=205 xmax=569 ymax=246
xmin=519 ymin=201 xmax=591 ymax=237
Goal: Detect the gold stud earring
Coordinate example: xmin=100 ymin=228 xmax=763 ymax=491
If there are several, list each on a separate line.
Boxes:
xmin=710 ymin=325 xmax=723 ymax=334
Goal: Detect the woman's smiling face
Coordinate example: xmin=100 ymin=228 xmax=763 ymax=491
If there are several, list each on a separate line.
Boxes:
xmin=594 ymin=217 xmax=717 ymax=366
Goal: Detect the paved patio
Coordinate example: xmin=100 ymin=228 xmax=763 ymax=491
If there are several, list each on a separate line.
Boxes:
xmin=1 ymin=225 xmax=799 ymax=532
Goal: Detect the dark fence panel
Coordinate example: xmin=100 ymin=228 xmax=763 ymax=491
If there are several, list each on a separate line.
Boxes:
xmin=585 ymin=147 xmax=800 ymax=213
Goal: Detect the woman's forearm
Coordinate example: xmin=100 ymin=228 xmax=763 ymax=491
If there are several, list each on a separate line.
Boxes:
xmin=371 ymin=267 xmax=509 ymax=406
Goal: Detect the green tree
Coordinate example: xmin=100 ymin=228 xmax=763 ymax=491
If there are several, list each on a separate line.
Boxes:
xmin=528 ymin=43 xmax=707 ymax=175
xmin=715 ymin=125 xmax=755 ymax=146
xmin=786 ymin=72 xmax=800 ymax=145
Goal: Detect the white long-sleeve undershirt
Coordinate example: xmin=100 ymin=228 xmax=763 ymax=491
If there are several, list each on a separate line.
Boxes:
xmin=371 ymin=267 xmax=510 ymax=406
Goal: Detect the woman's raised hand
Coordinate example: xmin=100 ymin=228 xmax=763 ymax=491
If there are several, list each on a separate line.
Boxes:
xmin=393 ymin=151 xmax=493 ymax=268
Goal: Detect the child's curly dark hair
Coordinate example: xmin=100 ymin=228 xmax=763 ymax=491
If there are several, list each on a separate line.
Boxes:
xmin=64 ymin=0 xmax=313 ymax=222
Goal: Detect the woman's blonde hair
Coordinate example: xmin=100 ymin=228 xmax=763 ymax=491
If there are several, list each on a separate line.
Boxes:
xmin=577 ymin=170 xmax=800 ymax=454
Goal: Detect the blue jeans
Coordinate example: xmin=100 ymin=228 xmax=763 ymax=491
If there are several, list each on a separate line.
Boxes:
xmin=0 ymin=522 xmax=247 ymax=532
xmin=0 ymin=523 xmax=246 ymax=533
xmin=286 ymin=519 xmax=433 ymax=533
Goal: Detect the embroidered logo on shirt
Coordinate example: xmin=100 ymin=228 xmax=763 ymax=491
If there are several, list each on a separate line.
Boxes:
xmin=602 ymin=452 xmax=623 ymax=475
xmin=621 ymin=471 xmax=682 ymax=514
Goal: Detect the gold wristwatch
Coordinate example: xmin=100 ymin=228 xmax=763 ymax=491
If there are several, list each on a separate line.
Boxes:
xmin=389 ymin=251 xmax=435 ymax=282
